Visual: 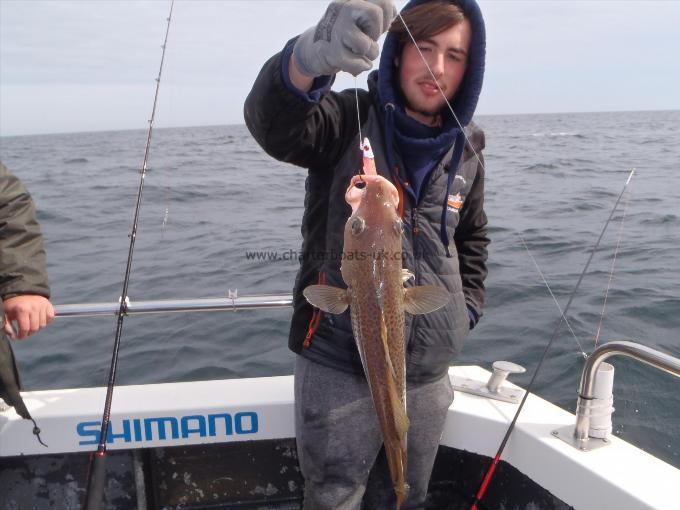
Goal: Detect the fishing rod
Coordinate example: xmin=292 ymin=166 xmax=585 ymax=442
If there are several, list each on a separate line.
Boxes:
xmin=593 ymin=187 xmax=630 ymax=348
xmin=83 ymin=1 xmax=175 ymax=508
xmin=469 ymin=170 xmax=635 ymax=510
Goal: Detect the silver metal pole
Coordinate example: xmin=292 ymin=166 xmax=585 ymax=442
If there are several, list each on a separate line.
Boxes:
xmin=55 ymin=295 xmax=294 ymax=317
xmin=574 ymin=340 xmax=680 ymax=441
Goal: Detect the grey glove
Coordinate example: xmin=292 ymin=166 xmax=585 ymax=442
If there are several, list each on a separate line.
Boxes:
xmin=293 ymin=0 xmax=397 ymax=77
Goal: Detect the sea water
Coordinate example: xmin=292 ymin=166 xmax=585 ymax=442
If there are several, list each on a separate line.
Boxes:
xmin=1 ymin=109 xmax=678 ymax=468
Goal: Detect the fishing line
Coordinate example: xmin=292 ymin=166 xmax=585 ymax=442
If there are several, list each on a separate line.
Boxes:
xmin=83 ymin=1 xmax=175 ymax=508
xmin=354 ymin=75 xmax=367 ymax=186
xmin=593 ymin=173 xmax=632 ymax=348
xmin=470 ymin=169 xmax=635 ymax=510
xmin=354 ymin=75 xmax=363 ymax=150
xmin=518 ymin=233 xmax=586 ymax=357
xmin=161 ymin=22 xmax=179 ymax=240
xmin=162 ymin=204 xmax=170 ymax=238
xmin=396 ymin=12 xmax=485 ymax=173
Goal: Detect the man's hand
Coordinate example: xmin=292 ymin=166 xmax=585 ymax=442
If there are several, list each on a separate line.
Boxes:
xmin=3 ymin=295 xmax=55 ymax=339
xmin=293 ymin=0 xmax=397 ymax=78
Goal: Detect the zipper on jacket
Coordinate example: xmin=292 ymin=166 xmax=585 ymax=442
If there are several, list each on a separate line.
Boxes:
xmin=406 ymin=206 xmax=421 ymax=357
xmin=411 ymin=207 xmax=420 ymax=236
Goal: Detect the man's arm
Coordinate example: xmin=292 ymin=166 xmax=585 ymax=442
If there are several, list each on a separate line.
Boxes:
xmin=0 ymin=163 xmax=55 ymax=339
xmin=288 ymin=56 xmax=315 ymax=93
xmin=244 ymin=44 xmax=368 ymax=170
xmin=244 ymin=0 xmax=395 ymax=169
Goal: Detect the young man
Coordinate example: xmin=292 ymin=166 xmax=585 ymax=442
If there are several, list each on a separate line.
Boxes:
xmin=0 ymin=162 xmax=55 ymax=427
xmin=244 ymin=0 xmax=488 ymax=507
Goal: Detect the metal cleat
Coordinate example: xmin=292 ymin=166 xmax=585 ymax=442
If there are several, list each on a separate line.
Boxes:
xmin=453 ymin=361 xmax=526 ymax=404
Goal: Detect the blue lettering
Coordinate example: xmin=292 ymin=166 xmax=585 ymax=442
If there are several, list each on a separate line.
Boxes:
xmin=208 ymin=413 xmax=233 ymax=436
xmin=77 ymin=412 xmax=259 ymax=444
xmin=77 ymin=421 xmax=100 ymax=445
xmin=181 ymin=415 xmax=206 ymax=438
xmin=133 ymin=419 xmax=143 ymax=441
xmin=107 ymin=419 xmax=131 ymax=444
xmin=144 ymin=417 xmax=179 ymax=441
xmin=235 ymin=412 xmax=258 ymax=434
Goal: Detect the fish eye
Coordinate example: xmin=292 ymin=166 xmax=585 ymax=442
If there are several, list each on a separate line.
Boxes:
xmin=351 ymin=217 xmax=366 ymax=236
xmin=394 ymin=218 xmax=404 ymax=236
xmin=354 ymin=180 xmax=366 ymax=190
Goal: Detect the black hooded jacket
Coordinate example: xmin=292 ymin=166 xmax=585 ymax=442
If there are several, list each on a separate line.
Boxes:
xmin=244 ymin=0 xmax=489 ymax=383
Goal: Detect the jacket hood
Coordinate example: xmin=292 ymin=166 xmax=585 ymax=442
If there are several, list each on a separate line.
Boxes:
xmin=377 ymin=0 xmax=486 ymax=128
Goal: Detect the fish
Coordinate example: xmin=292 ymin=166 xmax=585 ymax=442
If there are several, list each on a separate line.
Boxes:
xmin=303 ymin=138 xmax=450 ymax=509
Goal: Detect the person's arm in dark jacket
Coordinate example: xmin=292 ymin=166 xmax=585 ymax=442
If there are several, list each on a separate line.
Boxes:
xmin=244 ymin=39 xmax=368 ymax=171
xmin=0 ymin=163 xmax=54 ymax=338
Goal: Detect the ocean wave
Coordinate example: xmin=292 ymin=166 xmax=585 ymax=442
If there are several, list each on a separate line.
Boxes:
xmin=620 ymin=298 xmax=680 ymax=329
xmin=63 ymin=157 xmax=88 ymax=164
xmin=641 ymin=214 xmax=678 ymax=225
xmin=531 ymin=132 xmax=585 ymax=139
xmin=523 ymin=162 xmax=558 ymax=171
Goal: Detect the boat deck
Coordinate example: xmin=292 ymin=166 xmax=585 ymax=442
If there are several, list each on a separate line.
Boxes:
xmin=1 ymin=439 xmax=571 ymax=509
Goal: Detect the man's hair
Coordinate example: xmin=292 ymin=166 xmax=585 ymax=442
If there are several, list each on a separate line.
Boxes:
xmin=388 ymin=0 xmax=467 ymax=53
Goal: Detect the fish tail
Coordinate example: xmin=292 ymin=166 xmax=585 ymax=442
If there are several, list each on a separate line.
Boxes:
xmin=395 ymin=483 xmax=409 ymax=510
xmin=382 ymin=339 xmax=409 ymax=508
xmin=386 ymin=442 xmax=409 ymax=509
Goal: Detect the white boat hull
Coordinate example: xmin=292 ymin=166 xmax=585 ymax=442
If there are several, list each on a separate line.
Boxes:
xmin=1 ymin=366 xmax=678 ymax=509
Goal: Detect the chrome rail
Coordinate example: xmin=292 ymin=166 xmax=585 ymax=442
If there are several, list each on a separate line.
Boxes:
xmin=55 ymin=294 xmax=294 ymax=317
xmin=574 ymin=340 xmax=680 ymax=443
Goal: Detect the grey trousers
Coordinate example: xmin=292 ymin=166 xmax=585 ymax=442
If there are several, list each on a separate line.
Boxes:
xmin=294 ymin=356 xmax=454 ymax=510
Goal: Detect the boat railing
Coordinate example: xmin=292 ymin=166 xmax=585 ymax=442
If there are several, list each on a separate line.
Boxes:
xmin=556 ymin=340 xmax=680 ymax=451
xmin=54 ymin=293 xmax=294 ymax=317
xmin=55 ymin=302 xmax=680 ymax=456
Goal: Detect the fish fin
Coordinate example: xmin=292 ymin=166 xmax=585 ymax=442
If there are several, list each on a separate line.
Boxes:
xmin=403 ymin=286 xmax=450 ymax=315
xmin=401 ymin=269 xmax=414 ymax=283
xmin=380 ymin=316 xmax=398 ymax=382
xmin=380 ymin=315 xmax=410 ymax=441
xmin=303 ymin=284 xmax=350 ymax=314
xmin=391 ymin=388 xmax=410 ymax=441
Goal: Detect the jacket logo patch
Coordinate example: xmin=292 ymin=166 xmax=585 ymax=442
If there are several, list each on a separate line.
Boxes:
xmin=447 ymin=193 xmax=464 ymax=212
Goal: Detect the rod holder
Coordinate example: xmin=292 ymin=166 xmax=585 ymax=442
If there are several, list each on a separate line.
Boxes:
xmin=554 ymin=340 xmax=680 ymax=451
xmin=586 ymin=362 xmax=614 ymax=439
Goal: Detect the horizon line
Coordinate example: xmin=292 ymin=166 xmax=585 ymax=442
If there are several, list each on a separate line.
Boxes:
xmin=1 ymin=108 xmax=678 ymax=139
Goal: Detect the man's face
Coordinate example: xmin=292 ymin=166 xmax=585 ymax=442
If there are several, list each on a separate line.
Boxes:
xmin=397 ymin=19 xmax=472 ymax=126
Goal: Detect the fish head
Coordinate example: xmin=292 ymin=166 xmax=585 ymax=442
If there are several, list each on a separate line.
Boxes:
xmin=345 ymin=174 xmax=399 ymax=216
xmin=345 ymin=174 xmax=401 ymax=239
xmin=343 ymin=174 xmax=403 ymax=280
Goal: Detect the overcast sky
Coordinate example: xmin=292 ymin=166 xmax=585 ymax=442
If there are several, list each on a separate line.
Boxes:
xmin=1 ymin=0 xmax=678 ymax=136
